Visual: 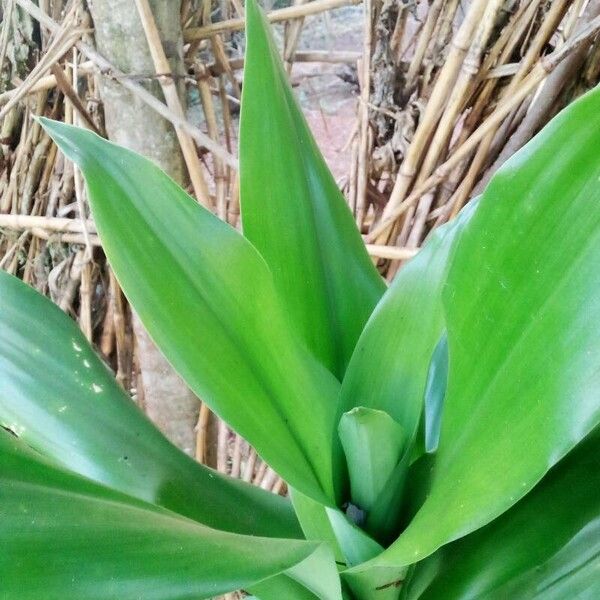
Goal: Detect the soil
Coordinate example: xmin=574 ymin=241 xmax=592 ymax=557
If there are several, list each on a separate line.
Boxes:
xmin=285 ymin=7 xmax=363 ymax=180
xmin=189 ymin=7 xmax=364 ymax=182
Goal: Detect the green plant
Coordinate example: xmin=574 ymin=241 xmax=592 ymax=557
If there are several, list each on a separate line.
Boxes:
xmin=2 ymin=1 xmax=600 ymax=598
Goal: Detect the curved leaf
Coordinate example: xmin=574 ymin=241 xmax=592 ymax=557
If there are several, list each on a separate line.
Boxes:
xmin=0 ymin=429 xmax=328 ymax=600
xmin=422 ymin=332 xmax=448 ymax=454
xmin=339 ymin=202 xmax=477 ymax=540
xmin=340 ymin=201 xmax=476 ymax=449
xmin=250 ymin=576 xmax=320 ymax=600
xmin=326 ymin=508 xmax=384 ymax=568
xmin=0 ymin=269 xmax=300 ymax=538
xmin=291 ymin=488 xmax=345 ymax=564
xmin=39 ymin=118 xmax=341 ymax=504
xmin=240 ymin=0 xmax=385 ymax=378
xmin=347 ymin=83 xmax=600 ymax=582
xmin=406 ymin=430 xmax=600 ymax=599
xmin=338 ymin=407 xmax=406 ymax=513
xmin=250 ymin=544 xmax=343 ymax=600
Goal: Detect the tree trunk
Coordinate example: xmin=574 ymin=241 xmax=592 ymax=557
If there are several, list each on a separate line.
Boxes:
xmin=87 ymin=0 xmax=198 ymax=455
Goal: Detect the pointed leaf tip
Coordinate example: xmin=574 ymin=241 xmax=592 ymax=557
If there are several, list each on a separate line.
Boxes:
xmin=42 ymin=118 xmax=342 ymax=505
xmin=38 ymin=117 xmax=102 ymax=170
xmin=240 ymin=0 xmax=384 ymax=377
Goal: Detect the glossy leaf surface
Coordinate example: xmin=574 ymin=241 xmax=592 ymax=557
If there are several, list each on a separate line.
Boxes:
xmin=291 ymin=488 xmax=345 ymax=564
xmin=338 ymin=407 xmax=405 ymax=512
xmin=40 ymin=118 xmax=341 ymax=504
xmin=250 ymin=577 xmax=319 ymax=600
xmin=340 ymin=202 xmax=476 ymax=447
xmin=339 ymin=203 xmax=476 ymax=542
xmin=406 ymin=430 xmax=600 ymax=599
xmin=326 ymin=508 xmax=383 ymax=567
xmin=240 ymin=0 xmax=385 ymax=378
xmin=422 ymin=333 xmax=448 ymax=453
xmin=0 ymin=270 xmax=300 ymax=538
xmin=250 ymin=545 xmax=343 ymax=600
xmin=0 ymin=429 xmax=328 ymax=600
xmin=347 ymin=84 xmax=600 ymax=584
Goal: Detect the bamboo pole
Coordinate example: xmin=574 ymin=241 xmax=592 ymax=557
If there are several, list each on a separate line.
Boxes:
xmin=375 ymin=0 xmax=488 ymax=243
xmin=16 ymin=0 xmax=238 ymax=170
xmin=365 ymin=10 xmax=600 ymax=243
xmin=134 ymin=0 xmax=211 ymax=206
xmin=447 ymin=0 xmax=570 ymax=219
xmin=406 ymin=0 xmax=504 ymax=248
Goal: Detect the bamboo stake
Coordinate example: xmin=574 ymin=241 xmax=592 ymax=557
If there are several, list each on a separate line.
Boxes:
xmin=15 ymin=0 xmax=238 ymax=170
xmin=447 ymin=0 xmax=571 ymax=219
xmin=406 ymin=0 xmax=503 ymax=248
xmin=365 ymin=244 xmax=417 ymax=260
xmin=0 ymin=0 xmax=16 ymax=72
xmin=196 ymin=64 xmax=226 ymax=217
xmin=421 ymin=0 xmax=460 ymax=93
xmin=0 ymin=214 xmax=97 ymax=233
xmin=230 ymin=434 xmax=243 ymax=478
xmin=195 ymin=403 xmax=211 ymax=464
xmin=366 ymin=11 xmax=600 ymax=242
xmin=375 ymin=0 xmax=488 ymax=243
xmin=207 ymin=50 xmax=361 ymax=76
xmin=110 ymin=270 xmax=130 ymax=390
xmin=243 ymin=448 xmax=257 ymax=483
xmin=0 ymin=29 xmax=80 ymax=121
xmin=403 ymin=0 xmax=445 ymax=93
xmin=253 ymin=460 xmax=268 ymax=485
xmin=474 ymin=0 xmax=600 ymax=195
xmin=49 ymin=63 xmax=101 ymax=135
xmin=431 ymin=0 xmax=541 ymax=217
xmin=283 ymin=0 xmax=308 ymax=74
xmin=133 ymin=0 xmax=211 ymax=206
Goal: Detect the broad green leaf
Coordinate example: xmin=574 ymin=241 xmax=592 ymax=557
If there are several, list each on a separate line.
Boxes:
xmin=291 ymin=488 xmax=384 ymax=571
xmin=339 ymin=203 xmax=477 ymax=540
xmin=345 ymin=564 xmax=409 ymax=600
xmin=250 ymin=544 xmax=343 ymax=600
xmin=340 ymin=201 xmax=477 ymax=449
xmin=284 ymin=545 xmax=344 ymax=600
xmin=0 ymin=429 xmax=331 ymax=600
xmin=326 ymin=508 xmax=384 ymax=567
xmin=240 ymin=0 xmax=385 ymax=378
xmin=250 ymin=516 xmax=378 ymax=600
xmin=405 ymin=430 xmax=600 ymax=599
xmin=338 ymin=407 xmax=406 ymax=512
xmin=291 ymin=488 xmax=345 ymax=564
xmin=250 ymin=576 xmax=320 ymax=600
xmin=39 ymin=118 xmax=341 ymax=504
xmin=347 ymin=84 xmax=600 ymax=583
xmin=363 ymin=451 xmax=412 ymax=544
xmin=0 ymin=270 xmax=300 ymax=538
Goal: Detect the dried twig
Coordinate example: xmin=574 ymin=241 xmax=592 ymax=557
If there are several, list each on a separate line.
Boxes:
xmin=134 ymin=0 xmax=211 ymax=205
xmin=184 ymin=0 xmax=361 ymax=40
xmin=15 ymin=0 xmax=238 ymax=170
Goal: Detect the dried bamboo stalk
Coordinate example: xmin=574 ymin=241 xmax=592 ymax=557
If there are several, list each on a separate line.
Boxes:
xmin=184 ymin=0 xmax=361 ymax=40
xmin=366 ymin=12 xmax=600 ymax=242
xmin=134 ymin=0 xmax=211 ymax=205
xmin=16 ymin=0 xmax=238 ymax=170
xmin=375 ymin=0 xmax=489 ymax=244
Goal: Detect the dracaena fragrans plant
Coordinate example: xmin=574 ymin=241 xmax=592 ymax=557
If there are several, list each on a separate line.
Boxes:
xmin=1 ymin=1 xmax=600 ymax=598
